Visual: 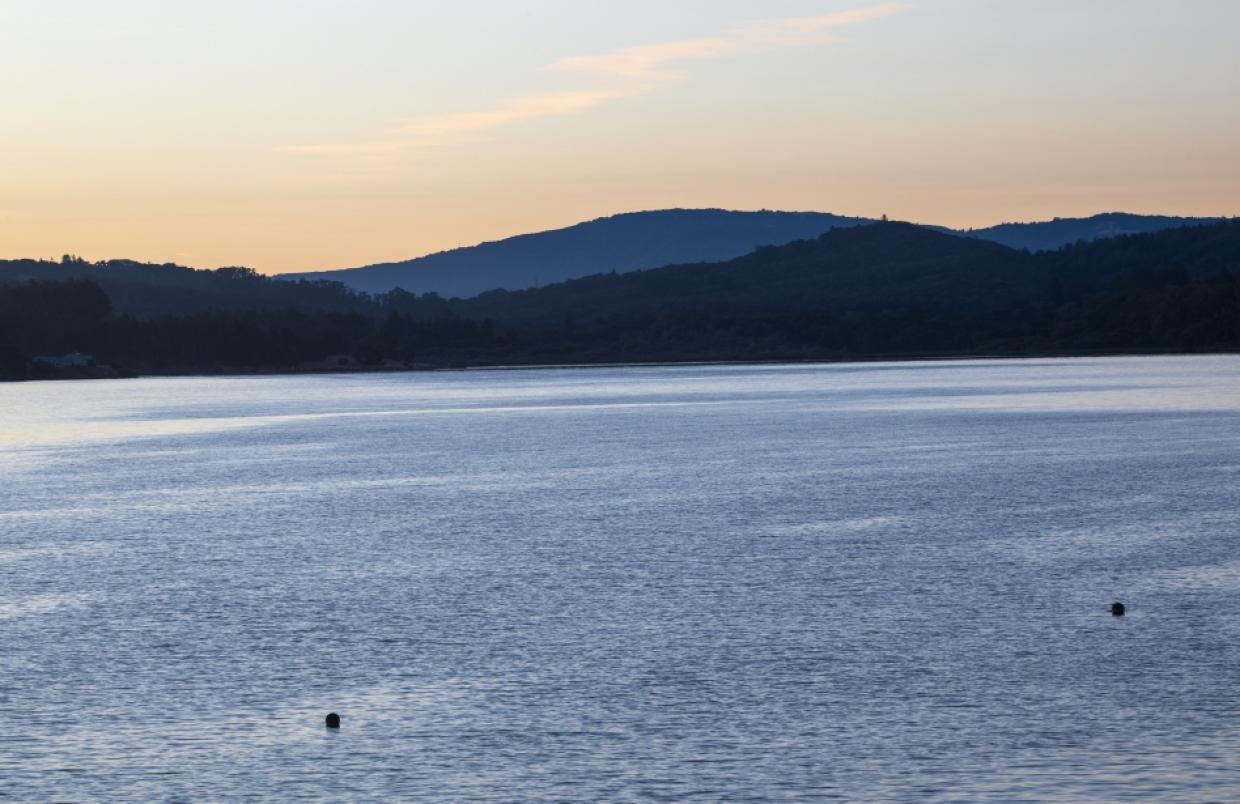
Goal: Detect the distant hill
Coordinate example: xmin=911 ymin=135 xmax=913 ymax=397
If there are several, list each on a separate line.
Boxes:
xmin=285 ymin=209 xmax=871 ymax=297
xmin=964 ymin=212 xmax=1223 ymax=252
xmin=288 ymin=209 xmax=1222 ymax=297
xmin=442 ymin=218 xmax=1240 ymax=362
xmin=0 ymin=258 xmax=371 ymax=318
xmin=4 ymin=218 xmax=1240 ymax=378
xmin=2 ymin=212 xmax=1227 ymax=316
xmin=461 ymin=222 xmax=1038 ymax=326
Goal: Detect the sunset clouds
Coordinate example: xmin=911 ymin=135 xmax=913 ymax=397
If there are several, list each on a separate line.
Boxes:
xmin=554 ymin=4 xmax=907 ymax=82
xmin=6 ymin=1 xmax=1236 ymax=275
xmin=402 ymin=89 xmax=629 ymax=139
xmin=283 ymin=4 xmax=907 ymax=156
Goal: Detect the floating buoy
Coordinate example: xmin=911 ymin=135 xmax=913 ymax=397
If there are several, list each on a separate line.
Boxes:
xmin=1111 ymin=602 xmax=1126 ymax=617
xmin=325 ymin=712 xmax=341 ymax=729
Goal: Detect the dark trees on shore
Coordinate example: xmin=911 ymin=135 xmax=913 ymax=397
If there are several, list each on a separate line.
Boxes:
xmin=2 ymin=220 xmax=1238 ymax=379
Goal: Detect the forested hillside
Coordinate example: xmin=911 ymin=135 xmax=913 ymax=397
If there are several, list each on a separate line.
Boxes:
xmin=966 ymin=212 xmax=1222 ymax=252
xmin=287 ymin=209 xmax=1218 ymax=296
xmin=2 ymin=220 xmax=1238 ymax=380
xmin=284 ymin=209 xmax=871 ymax=297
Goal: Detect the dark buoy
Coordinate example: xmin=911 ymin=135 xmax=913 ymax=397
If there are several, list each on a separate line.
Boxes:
xmin=325 ymin=712 xmax=341 ymax=729
xmin=1111 ymin=602 xmax=1126 ymax=617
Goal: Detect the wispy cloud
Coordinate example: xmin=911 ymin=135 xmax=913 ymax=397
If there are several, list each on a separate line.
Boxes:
xmin=551 ymin=38 xmax=734 ymax=83
xmin=280 ymin=142 xmax=406 ymax=156
xmin=281 ymin=4 xmax=907 ymax=158
xmin=401 ymin=89 xmax=629 ymax=139
xmin=553 ymin=4 xmax=906 ymax=82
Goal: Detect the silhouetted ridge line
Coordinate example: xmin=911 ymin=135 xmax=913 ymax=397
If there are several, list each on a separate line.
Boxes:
xmin=962 ymin=212 xmax=1222 ymax=252
xmin=3 ymin=218 xmax=1239 ymax=379
xmin=284 ymin=209 xmax=874 ymax=296
xmin=284 ymin=209 xmax=1222 ymax=297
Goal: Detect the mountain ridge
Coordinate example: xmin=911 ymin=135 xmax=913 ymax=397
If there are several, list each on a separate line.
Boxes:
xmin=965 ymin=211 xmax=1224 ymax=252
xmin=284 ymin=209 xmax=871 ymax=297
xmin=4 ymin=218 xmax=1240 ymax=379
xmin=285 ymin=209 xmax=1224 ymax=297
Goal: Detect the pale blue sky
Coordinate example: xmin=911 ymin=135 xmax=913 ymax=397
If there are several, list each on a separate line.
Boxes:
xmin=1 ymin=1 xmax=1236 ymax=272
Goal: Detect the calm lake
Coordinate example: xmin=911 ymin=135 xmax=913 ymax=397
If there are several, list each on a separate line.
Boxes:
xmin=3 ymin=357 xmax=1240 ymax=800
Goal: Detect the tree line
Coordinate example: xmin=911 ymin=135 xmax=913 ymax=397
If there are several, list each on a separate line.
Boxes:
xmin=2 ymin=220 xmax=1238 ymax=380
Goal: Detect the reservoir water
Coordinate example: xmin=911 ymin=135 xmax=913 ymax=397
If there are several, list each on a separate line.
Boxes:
xmin=3 ymin=357 xmax=1240 ymax=800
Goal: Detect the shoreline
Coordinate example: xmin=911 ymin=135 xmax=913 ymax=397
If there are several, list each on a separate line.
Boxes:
xmin=4 ymin=347 xmax=1235 ymax=384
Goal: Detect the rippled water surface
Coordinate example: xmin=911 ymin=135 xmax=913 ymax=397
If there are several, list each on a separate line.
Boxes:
xmin=3 ymin=357 xmax=1240 ymax=800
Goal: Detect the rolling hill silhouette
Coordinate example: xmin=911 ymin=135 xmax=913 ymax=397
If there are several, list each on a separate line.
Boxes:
xmin=3 ymin=218 xmax=1239 ymax=378
xmin=285 ymin=209 xmax=872 ymax=296
xmin=288 ymin=209 xmax=1220 ymax=297
xmin=461 ymin=221 xmax=1038 ymax=324
xmin=965 ymin=212 xmax=1222 ymax=252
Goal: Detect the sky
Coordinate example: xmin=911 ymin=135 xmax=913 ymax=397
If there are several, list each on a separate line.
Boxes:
xmin=1 ymin=0 xmax=1237 ymax=274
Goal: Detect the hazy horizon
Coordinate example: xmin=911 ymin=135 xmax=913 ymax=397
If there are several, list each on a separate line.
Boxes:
xmin=2 ymin=1 xmax=1238 ymax=274
xmin=5 ymin=206 xmax=1233 ymax=276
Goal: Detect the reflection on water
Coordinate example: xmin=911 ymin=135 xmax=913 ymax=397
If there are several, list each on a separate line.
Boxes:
xmin=2 ymin=356 xmax=1240 ymax=800
xmin=0 ymin=592 xmax=95 ymax=620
